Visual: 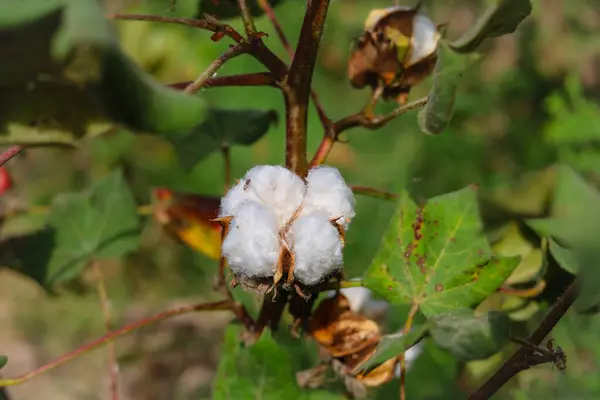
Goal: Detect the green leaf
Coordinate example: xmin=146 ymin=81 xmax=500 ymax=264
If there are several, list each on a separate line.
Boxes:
xmin=548 ymin=239 xmax=578 ymax=274
xmin=7 ymin=170 xmax=140 ymax=288
xmin=169 ymin=108 xmax=278 ymax=170
xmin=0 ymin=0 xmax=206 ymax=147
xmin=417 ymin=43 xmax=479 ymax=135
xmin=213 ymin=324 xmax=304 ymax=400
xmin=449 ymin=0 xmax=533 ymax=53
xmin=357 ymin=324 xmax=429 ymax=374
xmin=197 ymin=0 xmax=285 ymax=20
xmin=0 ymin=355 xmax=7 ymax=369
xmin=429 ymin=309 xmax=510 ymax=361
xmin=363 ymin=187 xmax=520 ymax=317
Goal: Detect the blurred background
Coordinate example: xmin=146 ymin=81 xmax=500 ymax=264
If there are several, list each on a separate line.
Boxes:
xmin=1 ymin=0 xmax=600 ymax=399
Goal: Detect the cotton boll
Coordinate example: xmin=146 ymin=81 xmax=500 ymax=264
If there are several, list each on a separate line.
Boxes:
xmin=219 ymin=179 xmax=261 ymax=218
xmin=243 ymin=165 xmax=306 ymax=227
xmin=302 ymin=166 xmax=355 ymax=230
xmin=288 ymin=211 xmax=343 ymax=285
xmin=221 ymin=200 xmax=281 ymax=278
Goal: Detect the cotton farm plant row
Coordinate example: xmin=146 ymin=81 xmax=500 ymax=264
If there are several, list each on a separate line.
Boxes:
xmin=0 ymin=1 xmax=593 ymax=400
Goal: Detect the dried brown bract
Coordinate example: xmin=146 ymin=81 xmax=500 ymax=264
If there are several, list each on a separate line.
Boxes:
xmin=348 ymin=4 xmax=441 ymax=104
xmin=299 ymin=293 xmax=396 ymax=398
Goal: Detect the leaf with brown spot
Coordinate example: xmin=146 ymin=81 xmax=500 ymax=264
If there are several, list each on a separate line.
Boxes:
xmin=363 ymin=187 xmax=520 ymax=317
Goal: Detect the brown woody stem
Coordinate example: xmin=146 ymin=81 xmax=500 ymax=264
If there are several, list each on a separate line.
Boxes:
xmin=284 ymin=0 xmax=331 ymax=177
xmin=169 ymin=73 xmax=277 ymax=90
xmin=107 ymin=14 xmax=245 ymax=43
xmin=0 ymin=300 xmax=235 ymax=388
xmin=468 ymin=281 xmax=578 ymax=400
xmin=310 ymin=96 xmax=428 ymax=167
xmin=258 ymin=0 xmax=331 ymax=129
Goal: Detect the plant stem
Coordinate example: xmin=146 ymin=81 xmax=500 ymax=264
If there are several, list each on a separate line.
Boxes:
xmin=237 ymin=0 xmax=257 ymax=35
xmin=499 ymin=280 xmax=546 ymax=298
xmin=184 ymin=43 xmax=251 ymax=94
xmin=258 ymin=0 xmax=331 ymax=129
xmin=468 ymin=281 xmax=578 ymax=400
xmin=107 ymin=14 xmax=245 ymax=43
xmin=108 ymin=13 xmax=287 ymax=79
xmin=284 ymin=0 xmax=331 ymax=177
xmin=351 ymin=185 xmax=397 ymax=201
xmin=92 ymin=261 xmax=118 ymax=400
xmin=310 ymin=97 xmax=428 ymax=166
xmin=0 ymin=146 xmax=23 ymax=167
xmin=399 ymin=303 xmax=419 ymax=400
xmin=0 ymin=300 xmax=234 ymax=388
xmin=169 ymin=73 xmax=277 ymax=90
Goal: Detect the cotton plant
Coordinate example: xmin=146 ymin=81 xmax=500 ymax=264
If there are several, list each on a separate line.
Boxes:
xmin=216 ymin=164 xmax=355 ymax=297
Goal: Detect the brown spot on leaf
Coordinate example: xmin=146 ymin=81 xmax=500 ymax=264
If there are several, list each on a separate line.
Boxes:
xmin=387 ymin=286 xmax=393 ymax=291
xmin=417 ymin=256 xmax=427 ymax=274
xmin=435 ymin=283 xmax=443 ymax=291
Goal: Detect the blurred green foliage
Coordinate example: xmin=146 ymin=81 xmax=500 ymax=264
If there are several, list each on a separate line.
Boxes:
xmin=1 ymin=0 xmax=600 ymax=399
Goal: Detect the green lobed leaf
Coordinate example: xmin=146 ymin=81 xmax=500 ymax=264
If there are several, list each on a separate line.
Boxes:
xmin=357 ymin=324 xmax=429 ymax=374
xmin=363 ymin=187 xmax=521 ymax=317
xmin=429 ymin=309 xmax=510 ymax=361
xmin=417 ymin=43 xmax=480 ymax=135
xmin=524 ymin=165 xmax=600 ymax=311
xmin=213 ymin=324 xmax=304 ymax=400
xmin=169 ymin=108 xmax=278 ymax=170
xmin=0 ymin=355 xmax=7 ymax=369
xmin=197 ymin=0 xmax=285 ymax=20
xmin=7 ymin=170 xmax=140 ymax=288
xmin=0 ymin=0 xmax=206 ymax=147
xmin=449 ymin=0 xmax=533 ymax=53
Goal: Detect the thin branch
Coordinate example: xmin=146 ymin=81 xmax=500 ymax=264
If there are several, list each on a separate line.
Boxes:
xmin=334 ymin=96 xmax=429 ymax=134
xmin=169 ymin=72 xmax=277 ymax=90
xmin=258 ymin=0 xmax=331 ymax=129
xmin=0 ymin=146 xmax=23 ymax=167
xmin=310 ymin=96 xmax=428 ymax=167
xmin=0 ymin=300 xmax=235 ymax=388
xmin=399 ymin=303 xmax=420 ymax=400
xmin=351 ymin=185 xmax=397 ymax=201
xmin=92 ymin=261 xmax=118 ymax=400
xmin=237 ymin=0 xmax=257 ymax=35
xmin=108 ymin=13 xmax=287 ymax=79
xmin=107 ymin=14 xmax=244 ymax=43
xmin=284 ymin=0 xmax=331 ymax=176
xmin=468 ymin=281 xmax=578 ymax=400
xmin=184 ymin=43 xmax=251 ymax=94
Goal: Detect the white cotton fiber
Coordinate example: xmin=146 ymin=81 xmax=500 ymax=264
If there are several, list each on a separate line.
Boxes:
xmin=302 ymin=165 xmax=355 ymax=230
xmin=240 ymin=165 xmax=306 ymax=227
xmin=221 ymin=200 xmax=281 ymax=278
xmin=288 ymin=211 xmax=343 ymax=285
xmin=219 ymin=179 xmax=261 ymax=218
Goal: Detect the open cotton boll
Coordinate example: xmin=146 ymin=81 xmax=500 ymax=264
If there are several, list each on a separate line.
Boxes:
xmin=302 ymin=166 xmax=355 ymax=230
xmin=219 ymin=179 xmax=262 ymax=218
xmin=242 ymin=165 xmax=306 ymax=227
xmin=406 ymin=14 xmax=440 ymax=67
xmin=221 ymin=200 xmax=281 ymax=278
xmin=288 ymin=211 xmax=343 ymax=285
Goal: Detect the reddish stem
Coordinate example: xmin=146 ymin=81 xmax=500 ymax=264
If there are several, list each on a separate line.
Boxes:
xmin=0 ymin=300 xmax=235 ymax=388
xmin=0 ymin=146 xmax=23 ymax=167
xmin=169 ymin=73 xmax=277 ymax=90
